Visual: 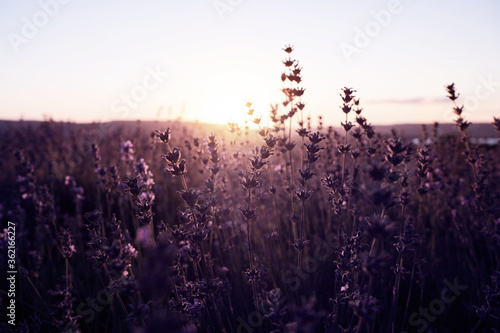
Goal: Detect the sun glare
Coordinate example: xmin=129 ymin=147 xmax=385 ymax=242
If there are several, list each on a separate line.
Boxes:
xmin=197 ymin=73 xmax=275 ymax=129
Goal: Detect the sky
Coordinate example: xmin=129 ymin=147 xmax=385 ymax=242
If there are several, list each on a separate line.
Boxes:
xmin=0 ymin=0 xmax=499 ymax=127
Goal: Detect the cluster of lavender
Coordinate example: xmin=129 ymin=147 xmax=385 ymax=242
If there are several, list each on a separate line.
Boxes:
xmin=142 ymin=129 xmax=232 ymax=331
xmin=14 ymin=150 xmax=36 ymax=200
xmin=82 ymin=210 xmax=140 ymax=325
xmin=91 ymin=143 xmax=121 ymax=193
xmin=122 ymin=156 xmax=156 ymax=243
xmin=13 ymin=150 xmax=84 ymax=331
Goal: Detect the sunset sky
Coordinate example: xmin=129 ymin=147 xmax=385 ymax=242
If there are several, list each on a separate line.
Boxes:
xmin=1 ymin=0 xmax=499 ymax=127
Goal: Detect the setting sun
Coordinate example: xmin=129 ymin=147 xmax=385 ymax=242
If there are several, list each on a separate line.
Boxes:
xmin=197 ymin=73 xmax=275 ymax=128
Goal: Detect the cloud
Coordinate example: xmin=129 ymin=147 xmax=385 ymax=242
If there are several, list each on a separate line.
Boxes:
xmin=366 ymin=97 xmax=448 ymax=104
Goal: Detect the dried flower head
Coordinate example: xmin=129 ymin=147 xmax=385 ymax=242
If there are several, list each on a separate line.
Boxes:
xmin=156 ymin=128 xmax=171 ymax=143
xmin=283 ymin=44 xmax=294 ymax=53
xmin=445 ymin=83 xmax=459 ymax=101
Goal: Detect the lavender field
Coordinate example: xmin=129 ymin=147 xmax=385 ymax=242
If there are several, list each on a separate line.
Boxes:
xmin=1 ymin=47 xmax=500 ymax=333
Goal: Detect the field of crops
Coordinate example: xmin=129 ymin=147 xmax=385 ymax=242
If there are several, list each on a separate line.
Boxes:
xmin=1 ymin=47 xmax=500 ymax=333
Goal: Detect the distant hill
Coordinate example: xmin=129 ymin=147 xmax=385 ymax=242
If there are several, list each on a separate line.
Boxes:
xmin=0 ymin=119 xmax=498 ymax=141
xmin=373 ymin=123 xmax=499 ymax=139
